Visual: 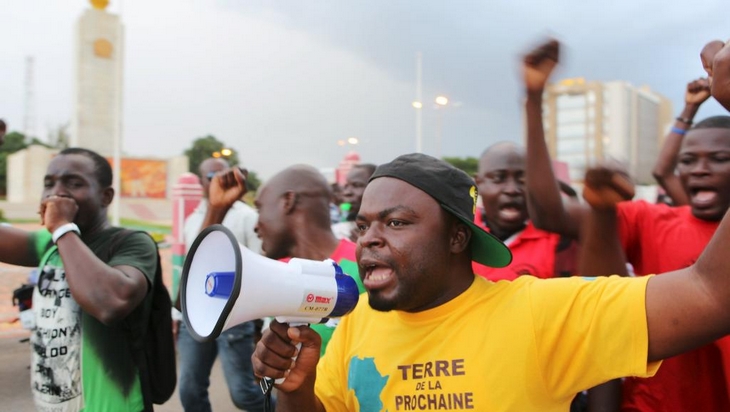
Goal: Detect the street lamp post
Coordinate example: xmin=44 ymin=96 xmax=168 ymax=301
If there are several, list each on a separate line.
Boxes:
xmin=414 ymin=52 xmax=423 ymax=153
xmin=435 ymin=96 xmax=449 ymax=158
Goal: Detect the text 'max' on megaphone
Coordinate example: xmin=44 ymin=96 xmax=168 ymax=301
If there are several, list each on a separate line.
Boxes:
xmin=181 ymin=224 xmax=360 ymax=343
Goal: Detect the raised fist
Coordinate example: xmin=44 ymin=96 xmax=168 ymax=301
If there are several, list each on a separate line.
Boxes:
xmin=706 ymin=40 xmax=730 ymax=111
xmin=685 ymin=78 xmax=711 ymax=106
xmin=523 ymin=39 xmax=560 ymax=95
xmin=701 ymin=40 xmax=725 ymax=81
xmin=582 ymin=165 xmax=635 ymax=210
xmin=40 ymin=195 xmax=79 ymax=233
xmin=208 ymin=167 xmax=248 ymax=209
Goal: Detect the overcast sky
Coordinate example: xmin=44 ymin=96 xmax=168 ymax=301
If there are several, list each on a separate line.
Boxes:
xmin=1 ymin=0 xmax=727 ymax=179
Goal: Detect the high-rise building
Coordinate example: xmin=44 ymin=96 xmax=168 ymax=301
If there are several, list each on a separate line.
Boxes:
xmin=539 ymin=78 xmax=672 ymax=185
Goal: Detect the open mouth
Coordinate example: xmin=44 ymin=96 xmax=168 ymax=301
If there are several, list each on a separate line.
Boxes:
xmin=498 ymin=203 xmax=524 ymax=222
xmin=360 ymin=260 xmax=395 ymax=290
xmin=690 ymin=188 xmax=719 ymax=208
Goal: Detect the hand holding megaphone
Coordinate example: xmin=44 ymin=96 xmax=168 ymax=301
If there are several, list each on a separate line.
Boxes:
xmin=253 ymin=320 xmax=323 ymax=393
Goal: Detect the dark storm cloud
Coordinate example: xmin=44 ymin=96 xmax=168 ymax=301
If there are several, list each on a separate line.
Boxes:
xmin=223 ymin=0 xmax=728 ymax=159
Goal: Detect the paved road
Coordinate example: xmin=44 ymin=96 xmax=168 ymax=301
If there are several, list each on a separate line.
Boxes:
xmin=0 ymin=334 xmax=237 ymax=411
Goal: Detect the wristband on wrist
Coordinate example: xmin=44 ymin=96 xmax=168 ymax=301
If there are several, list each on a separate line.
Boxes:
xmin=676 ymin=116 xmax=693 ymax=125
xmin=171 ymin=308 xmax=183 ymax=322
xmin=52 ymin=223 xmax=81 ymax=244
xmin=670 ymin=126 xmax=687 ymax=136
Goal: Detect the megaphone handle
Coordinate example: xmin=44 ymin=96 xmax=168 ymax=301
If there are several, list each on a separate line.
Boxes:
xmin=273 ymin=321 xmax=307 ymax=385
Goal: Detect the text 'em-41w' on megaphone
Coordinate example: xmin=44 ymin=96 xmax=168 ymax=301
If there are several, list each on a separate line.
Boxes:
xmin=180 ymin=224 xmax=360 ymax=343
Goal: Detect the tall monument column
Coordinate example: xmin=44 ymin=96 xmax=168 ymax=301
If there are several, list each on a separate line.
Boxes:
xmin=71 ymin=0 xmax=122 ymax=156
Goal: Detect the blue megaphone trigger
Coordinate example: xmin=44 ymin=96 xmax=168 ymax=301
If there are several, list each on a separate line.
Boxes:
xmin=205 ymin=272 xmax=235 ymax=298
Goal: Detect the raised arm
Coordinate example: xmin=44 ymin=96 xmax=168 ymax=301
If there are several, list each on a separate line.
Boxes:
xmin=523 ymin=40 xmax=586 ymax=239
xmin=174 ymin=167 xmax=247 ymax=310
xmin=644 ymin=39 xmax=730 ymax=362
xmin=579 ymin=167 xmax=634 ymax=278
xmin=201 ymin=167 xmax=248 ymax=229
xmin=42 ymin=196 xmax=151 ymax=325
xmin=652 ymin=79 xmax=711 ymax=205
xmin=579 ymin=167 xmax=635 ymax=412
xmin=56 ymin=231 xmax=151 ymax=325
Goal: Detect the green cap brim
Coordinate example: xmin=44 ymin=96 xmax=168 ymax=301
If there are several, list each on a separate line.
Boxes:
xmin=441 ymin=203 xmax=512 ymax=268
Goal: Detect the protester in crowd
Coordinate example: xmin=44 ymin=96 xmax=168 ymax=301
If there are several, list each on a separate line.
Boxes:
xmin=475 ymin=142 xmax=614 ymax=410
xmin=176 ymin=157 xmax=267 ymax=412
xmin=652 ymin=78 xmax=713 ymax=206
xmin=251 ymin=150 xmax=730 ymax=411
xmin=248 ymin=164 xmax=365 ymax=355
xmin=332 ymin=163 xmax=377 ymax=242
xmin=0 ymin=147 xmax=159 ymax=411
xmin=524 ymin=39 xmax=730 ymax=412
xmin=329 ymin=182 xmax=344 ymax=224
xmin=472 ymin=142 xmax=577 ymax=280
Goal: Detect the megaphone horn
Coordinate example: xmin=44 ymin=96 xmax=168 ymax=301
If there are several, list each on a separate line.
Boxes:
xmin=181 ymin=224 xmax=360 ymax=343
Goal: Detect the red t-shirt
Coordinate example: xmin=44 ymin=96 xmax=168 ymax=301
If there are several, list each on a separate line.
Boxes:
xmin=472 ymin=210 xmax=562 ymax=281
xmin=616 ymin=201 xmax=730 ymax=412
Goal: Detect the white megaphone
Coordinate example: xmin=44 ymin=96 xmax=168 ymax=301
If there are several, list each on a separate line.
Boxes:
xmin=181 ymin=224 xmax=360 ymax=343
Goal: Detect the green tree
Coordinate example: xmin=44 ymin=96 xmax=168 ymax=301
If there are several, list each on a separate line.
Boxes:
xmin=443 ymin=156 xmax=479 ymax=178
xmin=241 ymin=170 xmax=263 ymax=206
xmin=0 ymin=132 xmax=30 ymax=196
xmin=245 ymin=170 xmax=262 ymax=191
xmin=29 ymin=137 xmax=51 ymax=148
xmin=184 ymin=135 xmax=240 ymax=174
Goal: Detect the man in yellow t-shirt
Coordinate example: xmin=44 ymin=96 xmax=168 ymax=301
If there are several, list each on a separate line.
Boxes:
xmin=316 ymin=274 xmax=654 ymax=411
xmin=252 ymin=150 xmax=730 ymax=412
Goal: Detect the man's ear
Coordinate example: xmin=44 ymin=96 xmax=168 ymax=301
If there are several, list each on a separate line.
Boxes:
xmin=101 ymin=186 xmax=114 ymax=208
xmin=450 ymin=221 xmax=472 ymax=254
xmin=282 ymin=191 xmax=297 ymax=215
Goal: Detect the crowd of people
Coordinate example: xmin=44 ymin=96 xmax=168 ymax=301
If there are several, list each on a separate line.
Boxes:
xmin=1 ymin=37 xmax=730 ymax=411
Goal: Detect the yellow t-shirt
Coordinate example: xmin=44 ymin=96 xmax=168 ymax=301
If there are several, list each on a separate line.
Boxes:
xmin=315 ymin=275 xmax=660 ymax=412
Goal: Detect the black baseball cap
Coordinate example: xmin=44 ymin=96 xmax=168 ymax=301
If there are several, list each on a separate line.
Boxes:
xmin=369 ymin=153 xmax=512 ymax=268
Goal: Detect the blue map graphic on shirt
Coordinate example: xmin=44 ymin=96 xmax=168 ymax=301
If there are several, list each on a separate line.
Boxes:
xmin=348 ymin=357 xmax=389 ymax=412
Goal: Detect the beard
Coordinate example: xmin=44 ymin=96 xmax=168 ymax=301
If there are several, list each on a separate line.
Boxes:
xmin=368 ymin=291 xmax=398 ymax=312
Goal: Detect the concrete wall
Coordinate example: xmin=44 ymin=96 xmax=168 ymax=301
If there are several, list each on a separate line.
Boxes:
xmin=7 ymin=145 xmax=55 ymax=204
xmin=7 ymin=148 xmax=188 ymax=203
